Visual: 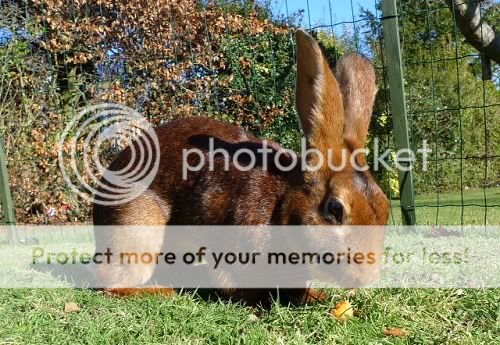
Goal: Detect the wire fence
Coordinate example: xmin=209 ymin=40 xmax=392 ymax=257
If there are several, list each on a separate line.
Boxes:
xmin=0 ymin=0 xmax=498 ymax=242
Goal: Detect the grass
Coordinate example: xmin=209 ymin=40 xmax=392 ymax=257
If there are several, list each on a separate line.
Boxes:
xmin=0 ymin=189 xmax=499 ymax=344
xmin=389 ymin=187 xmax=500 ymax=225
xmin=0 ymin=288 xmax=499 ymax=344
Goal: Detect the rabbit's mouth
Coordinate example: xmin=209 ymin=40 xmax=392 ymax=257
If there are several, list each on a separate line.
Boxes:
xmin=298 ymin=223 xmax=386 ymax=287
xmin=311 ymin=266 xmax=382 ymax=288
xmin=309 ymin=248 xmax=385 ymax=288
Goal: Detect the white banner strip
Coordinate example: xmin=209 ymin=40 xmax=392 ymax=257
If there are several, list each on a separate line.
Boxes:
xmin=1 ymin=226 xmax=498 ymax=288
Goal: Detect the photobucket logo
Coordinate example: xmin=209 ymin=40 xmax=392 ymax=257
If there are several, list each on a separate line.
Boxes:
xmin=182 ymin=137 xmax=430 ymax=179
xmin=58 ymin=103 xmax=160 ymax=206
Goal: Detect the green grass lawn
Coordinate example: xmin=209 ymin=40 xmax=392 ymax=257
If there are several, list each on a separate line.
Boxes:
xmin=0 ymin=288 xmax=498 ymax=344
xmin=389 ymin=187 xmax=500 ymax=225
xmin=0 ymin=189 xmax=499 ymax=344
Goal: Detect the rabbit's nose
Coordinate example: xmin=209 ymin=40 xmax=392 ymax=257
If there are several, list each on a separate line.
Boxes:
xmin=322 ymin=198 xmax=345 ymax=224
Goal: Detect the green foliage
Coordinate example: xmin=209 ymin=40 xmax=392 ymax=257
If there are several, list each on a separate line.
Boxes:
xmin=362 ymin=0 xmax=500 ymax=195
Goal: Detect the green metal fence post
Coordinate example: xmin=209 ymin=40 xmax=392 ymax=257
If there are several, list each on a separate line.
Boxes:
xmin=0 ymin=137 xmax=17 ymax=244
xmin=381 ymin=0 xmax=416 ymax=225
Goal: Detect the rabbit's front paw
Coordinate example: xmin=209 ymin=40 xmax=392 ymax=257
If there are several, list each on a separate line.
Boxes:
xmin=303 ymin=288 xmax=328 ymax=304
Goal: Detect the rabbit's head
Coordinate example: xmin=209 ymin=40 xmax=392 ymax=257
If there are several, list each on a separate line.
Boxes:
xmin=281 ymin=30 xmax=389 ymax=286
xmin=286 ymin=30 xmax=389 ymax=227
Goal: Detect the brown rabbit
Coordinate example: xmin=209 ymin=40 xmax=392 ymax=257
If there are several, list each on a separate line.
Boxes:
xmin=92 ymin=29 xmax=389 ymax=304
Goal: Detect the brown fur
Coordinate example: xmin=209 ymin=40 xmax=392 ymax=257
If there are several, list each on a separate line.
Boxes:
xmin=105 ymin=287 xmax=175 ymax=297
xmin=93 ymin=29 xmax=389 ymax=305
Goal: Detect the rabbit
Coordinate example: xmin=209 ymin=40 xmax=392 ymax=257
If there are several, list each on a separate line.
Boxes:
xmin=92 ymin=29 xmax=389 ymax=305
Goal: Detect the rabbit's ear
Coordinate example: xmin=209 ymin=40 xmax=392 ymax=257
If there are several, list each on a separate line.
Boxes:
xmin=295 ymin=29 xmax=345 ymax=154
xmin=335 ymin=53 xmax=377 ymax=152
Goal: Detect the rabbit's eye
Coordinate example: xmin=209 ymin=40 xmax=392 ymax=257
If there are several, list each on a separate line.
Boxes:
xmin=325 ymin=199 xmax=344 ymax=224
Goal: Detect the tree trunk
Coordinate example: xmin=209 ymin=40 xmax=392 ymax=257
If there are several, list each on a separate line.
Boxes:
xmin=447 ymin=0 xmax=500 ymax=66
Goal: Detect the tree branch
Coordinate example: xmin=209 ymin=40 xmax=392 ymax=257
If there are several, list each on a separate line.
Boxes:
xmin=447 ymin=0 xmax=500 ymax=64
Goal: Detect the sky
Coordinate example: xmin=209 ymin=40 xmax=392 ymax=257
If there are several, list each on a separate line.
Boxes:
xmin=0 ymin=1 xmax=379 ymax=46
xmin=271 ymin=0 xmax=377 ymax=29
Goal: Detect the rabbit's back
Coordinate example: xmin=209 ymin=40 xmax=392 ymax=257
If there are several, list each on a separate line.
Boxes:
xmin=93 ymin=117 xmax=292 ymax=226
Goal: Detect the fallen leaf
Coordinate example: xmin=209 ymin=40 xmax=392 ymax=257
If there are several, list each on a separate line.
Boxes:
xmin=330 ymin=300 xmax=354 ymax=321
xmin=383 ymin=327 xmax=409 ymax=338
xmin=346 ymin=289 xmax=357 ymax=298
xmin=64 ymin=302 xmax=81 ymax=313
xmin=247 ymin=313 xmax=258 ymax=322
